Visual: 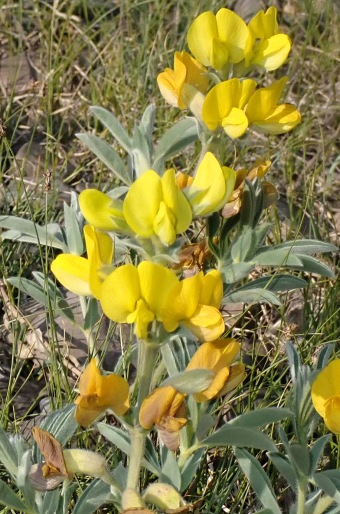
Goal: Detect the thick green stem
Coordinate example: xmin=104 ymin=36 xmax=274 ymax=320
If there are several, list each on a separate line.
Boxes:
xmin=137 ymin=339 xmax=159 ymax=409
xmin=126 ymin=428 xmax=146 ymax=491
xmin=296 ymin=478 xmax=307 ymax=514
xmin=124 ymin=339 xmax=159 ymax=498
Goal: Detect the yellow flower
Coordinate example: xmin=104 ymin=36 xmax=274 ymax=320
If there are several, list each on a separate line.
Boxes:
xmin=157 ymin=51 xmax=209 ymax=116
xmin=311 ymin=360 xmax=340 ymax=434
xmin=139 ymin=385 xmax=187 ymax=450
xmin=79 ymin=189 xmax=128 ymax=232
xmin=202 ymin=78 xmax=256 ymax=139
xmin=187 ymin=8 xmax=252 ymax=71
xmin=184 ymin=152 xmax=236 ymax=215
xmin=100 ymin=261 xmax=178 ymax=340
xmin=247 ymin=7 xmax=291 ymax=71
xmin=74 ymin=359 xmax=130 ymax=426
xmin=186 ymin=339 xmax=246 ymax=402
xmin=51 ymin=225 xmax=114 ymax=299
xmin=162 ymin=269 xmax=225 ymax=341
xmin=123 ymin=168 xmax=192 ymax=246
xmin=245 ymin=77 xmax=301 ymax=135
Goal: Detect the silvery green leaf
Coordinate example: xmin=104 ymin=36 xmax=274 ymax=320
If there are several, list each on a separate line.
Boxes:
xmin=285 ymin=342 xmax=301 ymax=385
xmin=234 ymin=274 xmax=307 ymax=292
xmin=224 ymin=288 xmax=281 ymax=306
xmin=84 ymin=297 xmax=101 ymax=331
xmin=235 ymin=448 xmax=281 ymax=514
xmin=313 ymin=472 xmax=340 ymax=505
xmin=73 ymin=479 xmax=112 ymax=514
xmin=201 ymin=426 xmax=277 ymax=452
xmin=316 ymin=344 xmax=334 ymax=370
xmin=0 ymin=427 xmax=17 ymax=477
xmin=267 ymin=452 xmax=297 ymax=491
xmin=293 ymin=255 xmax=335 ymax=277
xmin=139 ymin=103 xmax=156 ymax=141
xmin=310 ymin=435 xmax=331 ymax=474
xmin=0 ymin=216 xmax=66 ymax=250
xmin=16 ymin=449 xmax=36 ymax=510
xmin=7 ymin=277 xmax=75 ymax=322
xmin=290 ymin=444 xmax=310 ymax=476
xmin=229 ymin=408 xmax=293 ymax=429
xmin=41 ymin=489 xmax=61 ymax=514
xmin=180 ymin=448 xmax=205 ymax=492
xmin=231 ymin=227 xmax=256 ymax=262
xmin=222 ymin=262 xmax=255 ymax=284
xmin=76 ymin=132 xmax=131 ymax=185
xmin=64 ymin=201 xmax=84 ymax=254
xmin=275 ymin=240 xmax=338 ymax=255
xmin=40 ymin=404 xmax=77 ymax=446
xmin=160 ymin=447 xmax=181 ymax=490
xmin=153 ymin=117 xmax=199 ymax=170
xmin=132 ymin=126 xmax=152 ymax=177
xmin=253 ymin=249 xmax=303 ymax=267
xmin=0 ymin=479 xmax=29 ymax=512
xmin=161 ymin=369 xmax=214 ymax=394
xmin=90 ymin=106 xmax=132 ymax=153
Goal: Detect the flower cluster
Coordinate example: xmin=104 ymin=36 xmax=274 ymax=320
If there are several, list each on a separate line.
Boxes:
xmin=158 ymin=6 xmax=300 ymax=138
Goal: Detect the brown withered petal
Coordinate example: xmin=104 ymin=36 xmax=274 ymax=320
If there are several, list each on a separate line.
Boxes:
xmin=32 ymin=427 xmax=72 ymax=479
xmin=262 ymin=181 xmax=278 ymax=208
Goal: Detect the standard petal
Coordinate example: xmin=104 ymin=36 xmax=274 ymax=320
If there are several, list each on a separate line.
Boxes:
xmin=187 ymin=339 xmax=240 ymax=373
xmin=162 ymin=274 xmax=201 ymax=332
xmin=97 ymin=374 xmax=130 ymax=415
xmin=123 ymin=170 xmax=162 ymax=237
xmin=187 ymin=11 xmax=218 ymax=66
xmin=216 ymin=8 xmax=252 ymax=63
xmin=202 ymin=81 xmax=233 ymax=130
xmin=248 ymin=6 xmax=278 ymax=39
xmin=78 ymin=359 xmax=100 ymax=396
xmin=157 ymin=68 xmax=180 ymax=107
xmin=84 ymin=225 xmax=114 ymax=299
xmin=51 ymin=254 xmax=91 ymax=296
xmin=161 ymin=168 xmax=192 ymax=235
xmin=251 ymin=104 xmax=301 ymax=135
xmin=100 ymin=264 xmax=141 ymax=322
xmin=311 ymin=360 xmax=340 ymax=418
xmin=138 ymin=261 xmax=178 ymax=320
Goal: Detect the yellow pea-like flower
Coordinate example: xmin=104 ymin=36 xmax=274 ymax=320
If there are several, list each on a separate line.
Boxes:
xmin=311 ymin=360 xmax=340 ymax=434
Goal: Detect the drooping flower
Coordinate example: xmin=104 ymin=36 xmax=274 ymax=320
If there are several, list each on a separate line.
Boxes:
xmin=187 ymin=8 xmax=252 ymax=72
xmin=30 ymin=427 xmax=115 ymax=490
xmin=247 ymin=6 xmax=291 ymax=71
xmin=202 ymin=79 xmax=257 ymax=138
xmin=245 ymin=77 xmax=301 ymax=135
xmin=162 ymin=269 xmax=225 ymax=341
xmin=157 ymin=51 xmax=209 ymax=118
xmin=139 ymin=385 xmax=187 ymax=450
xmin=100 ymin=261 xmax=178 ymax=339
xmin=74 ymin=359 xmax=130 ymax=426
xmin=79 ymin=189 xmax=128 ymax=232
xmin=311 ymin=360 xmax=340 ymax=434
xmin=184 ymin=152 xmax=236 ymax=214
xmin=186 ymin=339 xmax=246 ymax=402
xmin=51 ymin=225 xmax=114 ymax=298
xmin=123 ymin=168 xmax=192 ymax=246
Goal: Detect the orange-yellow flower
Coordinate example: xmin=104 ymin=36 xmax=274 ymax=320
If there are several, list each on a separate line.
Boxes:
xmin=74 ymin=359 xmax=130 ymax=426
xmin=311 ymin=360 xmax=340 ymax=434
xmin=186 ymin=339 xmax=246 ymax=402
xmin=157 ymin=51 xmax=209 ymax=112
xmin=139 ymin=385 xmax=187 ymax=450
